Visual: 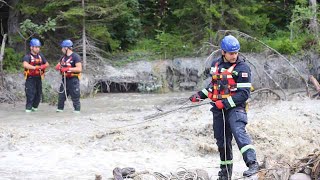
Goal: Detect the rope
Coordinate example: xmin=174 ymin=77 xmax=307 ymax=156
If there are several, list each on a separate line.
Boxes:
xmin=144 ymin=99 xmax=210 ymax=120
xmin=89 ymin=100 xmax=212 ymax=139
xmin=63 ymin=72 xmax=73 ymax=109
xmin=56 ymin=72 xmax=73 ymax=109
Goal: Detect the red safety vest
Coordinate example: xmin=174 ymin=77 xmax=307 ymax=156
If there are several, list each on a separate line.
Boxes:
xmin=24 ymin=54 xmax=44 ymax=78
xmin=60 ymin=56 xmax=80 ymax=78
xmin=208 ymin=62 xmax=237 ymax=101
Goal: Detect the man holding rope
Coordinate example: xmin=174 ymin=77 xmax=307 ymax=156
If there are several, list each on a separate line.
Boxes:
xmin=189 ymin=35 xmax=259 ymax=179
xmin=55 ymin=39 xmax=82 ymax=113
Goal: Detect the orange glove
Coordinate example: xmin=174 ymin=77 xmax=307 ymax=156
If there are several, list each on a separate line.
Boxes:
xmin=215 ymin=100 xmax=224 ymax=109
xmin=55 ymin=64 xmax=61 ymax=71
xmin=60 ymin=67 xmax=70 ymax=73
xmin=34 ymin=66 xmax=40 ymax=70
xmin=40 ymin=64 xmax=47 ymax=70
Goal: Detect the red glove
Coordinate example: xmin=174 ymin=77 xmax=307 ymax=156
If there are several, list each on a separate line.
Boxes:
xmin=40 ymin=64 xmax=47 ymax=70
xmin=55 ymin=64 xmax=61 ymax=71
xmin=215 ymin=100 xmax=224 ymax=109
xmin=60 ymin=67 xmax=70 ymax=73
xmin=189 ymin=93 xmax=201 ymax=102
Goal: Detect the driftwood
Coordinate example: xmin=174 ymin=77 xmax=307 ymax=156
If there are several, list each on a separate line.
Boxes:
xmin=309 ymin=75 xmax=320 ymax=98
xmin=111 ymin=167 xmax=209 ymax=180
xmin=0 ymin=34 xmax=7 ymax=87
xmin=259 ymin=149 xmax=320 ymax=180
xmin=291 ymin=149 xmax=320 ymax=180
xmin=113 ymin=167 xmax=136 ymax=180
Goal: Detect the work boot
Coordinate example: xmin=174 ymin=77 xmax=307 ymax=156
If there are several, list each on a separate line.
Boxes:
xmin=243 ymin=162 xmax=259 ymax=177
xmin=217 ymin=167 xmax=232 ymax=180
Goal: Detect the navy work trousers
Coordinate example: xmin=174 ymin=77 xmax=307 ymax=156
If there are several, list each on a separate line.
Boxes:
xmin=25 ymin=76 xmax=42 ymax=110
xmin=211 ymin=105 xmax=257 ymax=167
xmin=57 ymin=77 xmax=80 ymax=111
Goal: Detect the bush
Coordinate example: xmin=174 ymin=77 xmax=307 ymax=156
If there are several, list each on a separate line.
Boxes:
xmin=154 ymin=32 xmax=194 ymax=59
xmin=266 ymin=38 xmax=300 ymax=54
xmin=3 ymin=48 xmax=24 ymax=73
xmin=239 ymin=39 xmax=264 ymax=53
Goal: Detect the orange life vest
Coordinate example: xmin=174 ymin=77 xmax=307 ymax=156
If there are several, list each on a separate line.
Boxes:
xmin=24 ymin=54 xmax=44 ymax=78
xmin=208 ymin=62 xmax=237 ymax=101
xmin=60 ymin=55 xmax=80 ymax=78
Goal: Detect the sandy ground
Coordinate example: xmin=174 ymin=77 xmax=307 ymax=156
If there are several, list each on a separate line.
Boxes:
xmin=0 ymin=92 xmax=319 ymax=180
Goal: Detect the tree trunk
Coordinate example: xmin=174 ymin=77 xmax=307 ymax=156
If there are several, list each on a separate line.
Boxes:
xmin=0 ymin=34 xmax=7 ymax=87
xmin=82 ymin=0 xmax=87 ymax=70
xmin=7 ymin=0 xmax=22 ymax=51
xmin=208 ymin=0 xmax=213 ymax=53
xmin=309 ymin=0 xmax=318 ymax=39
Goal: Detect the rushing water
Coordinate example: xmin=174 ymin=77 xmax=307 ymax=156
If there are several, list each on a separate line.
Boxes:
xmin=0 ymin=92 xmax=249 ymax=179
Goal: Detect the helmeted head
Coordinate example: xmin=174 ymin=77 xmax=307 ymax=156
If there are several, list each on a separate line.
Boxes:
xmin=60 ymin=39 xmax=73 ymax=48
xmin=30 ymin=38 xmax=41 ymax=47
xmin=220 ymin=35 xmax=240 ymax=53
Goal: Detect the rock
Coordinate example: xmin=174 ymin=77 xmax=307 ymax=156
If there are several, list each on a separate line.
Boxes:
xmin=289 ymin=173 xmax=311 ymax=180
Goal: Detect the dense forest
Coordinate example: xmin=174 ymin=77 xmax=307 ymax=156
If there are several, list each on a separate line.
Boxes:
xmin=0 ymin=0 xmax=319 ymax=71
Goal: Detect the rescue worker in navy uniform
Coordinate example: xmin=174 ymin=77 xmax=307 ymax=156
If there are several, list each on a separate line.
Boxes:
xmin=190 ymin=35 xmax=259 ymax=179
xmin=22 ymin=38 xmax=49 ymax=112
xmin=55 ymin=39 xmax=82 ymax=113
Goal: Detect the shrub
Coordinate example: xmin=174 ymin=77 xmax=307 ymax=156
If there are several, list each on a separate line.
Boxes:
xmin=3 ymin=48 xmax=24 ymax=73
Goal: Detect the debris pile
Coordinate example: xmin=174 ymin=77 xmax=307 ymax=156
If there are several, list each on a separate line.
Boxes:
xmin=259 ymin=149 xmax=320 ymax=180
xmin=110 ymin=167 xmax=209 ymax=180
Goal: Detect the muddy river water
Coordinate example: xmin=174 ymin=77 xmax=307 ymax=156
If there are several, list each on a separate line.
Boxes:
xmin=1 ymin=92 xmax=319 ymax=179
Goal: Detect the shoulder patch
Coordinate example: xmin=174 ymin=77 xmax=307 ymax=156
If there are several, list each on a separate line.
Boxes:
xmin=241 ymin=72 xmax=248 ymax=78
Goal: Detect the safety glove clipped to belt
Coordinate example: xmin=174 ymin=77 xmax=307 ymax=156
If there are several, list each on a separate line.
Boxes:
xmin=215 ymin=100 xmax=224 ymax=109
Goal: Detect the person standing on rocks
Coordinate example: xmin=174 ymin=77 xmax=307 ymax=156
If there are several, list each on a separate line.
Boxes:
xmin=189 ymin=35 xmax=259 ymax=179
xmin=22 ymin=38 xmax=49 ymax=112
xmin=55 ymin=39 xmax=82 ymax=113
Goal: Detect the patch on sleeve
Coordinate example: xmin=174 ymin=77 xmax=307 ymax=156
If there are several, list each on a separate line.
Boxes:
xmin=241 ymin=72 xmax=248 ymax=78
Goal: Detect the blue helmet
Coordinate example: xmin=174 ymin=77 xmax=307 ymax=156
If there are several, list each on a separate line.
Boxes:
xmin=30 ymin=38 xmax=41 ymax=47
xmin=60 ymin=39 xmax=73 ymax=48
xmin=220 ymin=35 xmax=240 ymax=52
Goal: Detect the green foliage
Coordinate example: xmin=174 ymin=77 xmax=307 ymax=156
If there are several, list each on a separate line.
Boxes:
xmin=154 ymin=31 xmax=194 ymax=59
xmin=42 ymin=0 xmax=75 ymax=14
xmin=134 ymin=39 xmax=158 ymax=51
xmin=264 ymin=31 xmax=302 ymax=54
xmin=3 ymin=48 xmax=24 ymax=73
xmin=289 ymin=5 xmax=314 ymax=40
xmin=20 ymin=18 xmax=56 ymax=38
xmin=12 ymin=0 xmax=320 ymax=58
xmin=239 ymin=39 xmax=264 ymax=53
xmin=87 ymin=25 xmax=120 ymax=51
xmin=61 ymin=7 xmax=84 ymax=22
